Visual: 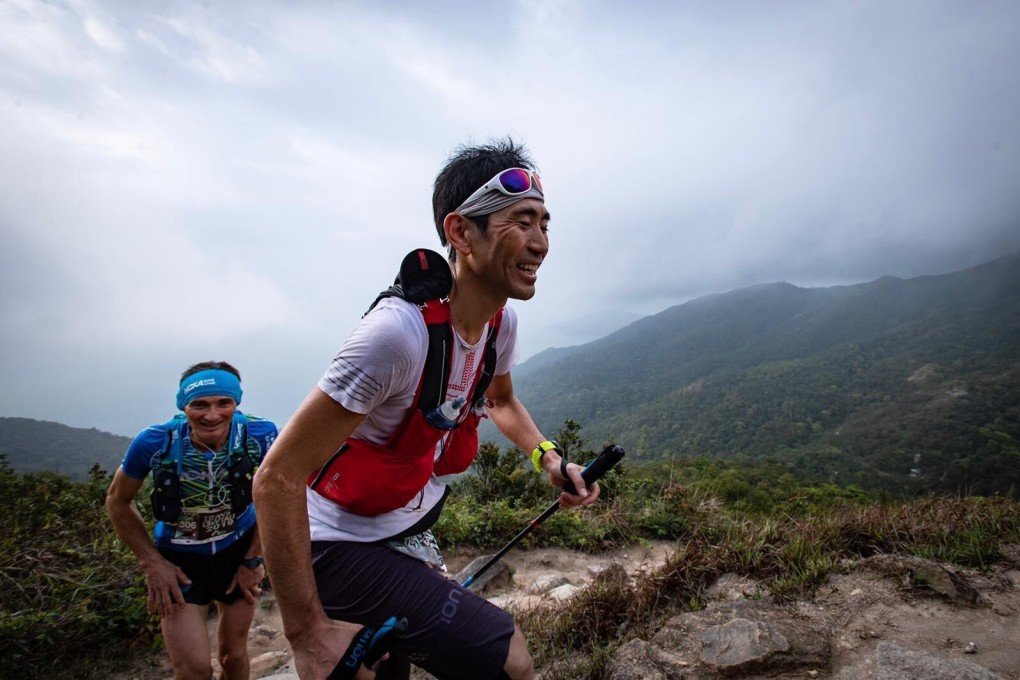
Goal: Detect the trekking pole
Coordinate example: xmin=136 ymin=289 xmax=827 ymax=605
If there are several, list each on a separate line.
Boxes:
xmin=461 ymin=444 xmax=626 ymax=589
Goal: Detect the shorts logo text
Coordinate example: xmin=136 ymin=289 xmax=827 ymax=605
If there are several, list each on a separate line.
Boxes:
xmin=439 ymin=588 xmax=462 ymax=624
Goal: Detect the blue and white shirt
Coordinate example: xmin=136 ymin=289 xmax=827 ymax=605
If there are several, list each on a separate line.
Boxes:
xmin=120 ymin=412 xmax=277 ymax=554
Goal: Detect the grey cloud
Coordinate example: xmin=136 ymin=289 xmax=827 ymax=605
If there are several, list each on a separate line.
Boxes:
xmin=1 ymin=0 xmax=1018 ymax=435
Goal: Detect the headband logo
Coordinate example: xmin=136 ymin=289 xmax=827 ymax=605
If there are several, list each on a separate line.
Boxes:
xmin=183 ymin=378 xmax=216 ymax=394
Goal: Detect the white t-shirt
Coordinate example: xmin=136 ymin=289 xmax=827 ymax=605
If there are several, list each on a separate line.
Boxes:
xmin=309 ymin=296 xmax=520 ymax=542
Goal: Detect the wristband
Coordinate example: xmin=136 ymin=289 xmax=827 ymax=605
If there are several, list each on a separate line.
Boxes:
xmin=531 ymin=440 xmax=561 ymax=473
xmin=242 ymin=556 xmax=264 ymax=570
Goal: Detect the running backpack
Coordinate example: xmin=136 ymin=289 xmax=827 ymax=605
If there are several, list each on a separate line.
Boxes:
xmin=307 ymin=249 xmax=502 ymax=516
xmin=150 ymin=412 xmax=255 ymax=523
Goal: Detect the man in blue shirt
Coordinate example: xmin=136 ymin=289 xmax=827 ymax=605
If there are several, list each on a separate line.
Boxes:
xmin=106 ymin=361 xmax=278 ymax=680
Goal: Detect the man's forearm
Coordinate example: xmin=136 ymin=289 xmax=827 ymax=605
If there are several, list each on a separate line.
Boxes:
xmin=106 ymin=498 xmax=164 ymax=569
xmin=488 ymin=394 xmax=544 ymax=453
xmin=252 ymin=464 xmax=327 ymax=640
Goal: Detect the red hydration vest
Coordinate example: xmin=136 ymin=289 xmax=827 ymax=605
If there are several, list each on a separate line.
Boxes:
xmin=307 ymin=249 xmax=503 ymax=516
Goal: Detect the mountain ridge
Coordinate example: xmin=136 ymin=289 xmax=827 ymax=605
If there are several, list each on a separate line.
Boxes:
xmin=498 ymin=254 xmax=1020 ymax=495
xmin=4 ymin=256 xmax=1018 ymax=494
xmin=0 ymin=417 xmax=131 ymax=480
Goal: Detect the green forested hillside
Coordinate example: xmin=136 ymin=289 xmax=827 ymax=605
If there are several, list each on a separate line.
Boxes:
xmin=0 ymin=418 xmax=131 ymax=480
xmin=502 ymin=255 xmax=1020 ymax=496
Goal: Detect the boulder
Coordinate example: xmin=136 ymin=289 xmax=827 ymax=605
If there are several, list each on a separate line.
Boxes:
xmin=875 ymin=641 xmax=1006 ymax=680
xmin=452 ymin=555 xmax=512 ymax=594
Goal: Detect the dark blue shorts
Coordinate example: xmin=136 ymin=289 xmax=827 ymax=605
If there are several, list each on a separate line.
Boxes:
xmin=159 ymin=529 xmax=254 ymax=606
xmin=311 ymin=540 xmax=514 ymax=680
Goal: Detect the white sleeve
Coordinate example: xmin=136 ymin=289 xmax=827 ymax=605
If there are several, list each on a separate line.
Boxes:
xmin=317 ymin=298 xmax=427 ymax=416
xmin=495 ymin=305 xmax=520 ymax=376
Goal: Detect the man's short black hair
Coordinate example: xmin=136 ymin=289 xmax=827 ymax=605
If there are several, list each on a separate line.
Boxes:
xmin=432 ymin=137 xmax=537 ymax=260
xmin=180 ymin=361 xmax=241 ymax=384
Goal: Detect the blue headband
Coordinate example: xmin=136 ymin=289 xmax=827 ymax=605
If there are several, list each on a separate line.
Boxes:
xmin=176 ymin=369 xmax=243 ymax=410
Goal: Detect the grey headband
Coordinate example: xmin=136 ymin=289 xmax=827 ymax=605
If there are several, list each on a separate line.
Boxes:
xmin=455 ymin=185 xmax=545 ymax=218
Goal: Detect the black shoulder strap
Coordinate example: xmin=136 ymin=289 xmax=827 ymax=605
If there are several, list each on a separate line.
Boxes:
xmin=418 ymin=320 xmax=450 ymax=413
xmin=363 ymin=249 xmax=498 ymax=414
xmin=419 ymin=307 xmax=502 ymax=412
xmin=470 ymin=311 xmax=502 ymax=406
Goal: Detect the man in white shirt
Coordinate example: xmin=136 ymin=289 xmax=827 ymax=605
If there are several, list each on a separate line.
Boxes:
xmin=254 ymin=138 xmax=599 ymax=680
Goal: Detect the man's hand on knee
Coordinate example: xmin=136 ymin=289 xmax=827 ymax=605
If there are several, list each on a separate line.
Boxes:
xmin=143 ymin=557 xmax=190 ymax=619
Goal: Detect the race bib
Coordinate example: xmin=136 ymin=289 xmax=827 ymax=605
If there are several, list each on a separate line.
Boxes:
xmin=171 ymin=508 xmax=236 ymax=545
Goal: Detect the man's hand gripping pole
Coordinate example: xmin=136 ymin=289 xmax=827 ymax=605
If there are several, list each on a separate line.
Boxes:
xmin=461 ymin=444 xmax=625 ymax=589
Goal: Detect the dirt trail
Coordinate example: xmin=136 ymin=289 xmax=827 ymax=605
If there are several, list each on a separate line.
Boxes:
xmin=114 ymin=541 xmax=675 ymax=679
xmin=114 ymin=541 xmax=1020 ymax=679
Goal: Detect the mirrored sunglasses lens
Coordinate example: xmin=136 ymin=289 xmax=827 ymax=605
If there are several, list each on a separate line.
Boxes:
xmin=531 ymin=173 xmax=543 ymax=193
xmin=498 ymin=168 xmax=532 ymax=194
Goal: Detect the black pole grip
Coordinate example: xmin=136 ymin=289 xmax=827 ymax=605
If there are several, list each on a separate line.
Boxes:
xmin=563 ymin=444 xmax=625 ymax=495
xmin=328 ymin=616 xmax=408 ymax=680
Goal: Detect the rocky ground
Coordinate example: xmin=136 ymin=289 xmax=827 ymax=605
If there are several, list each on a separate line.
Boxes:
xmin=116 ymin=541 xmax=1020 ymax=679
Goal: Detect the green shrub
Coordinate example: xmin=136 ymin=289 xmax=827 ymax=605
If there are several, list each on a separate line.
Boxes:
xmin=0 ymin=457 xmax=154 ymax=680
xmin=7 ymin=419 xmax=1020 ymax=680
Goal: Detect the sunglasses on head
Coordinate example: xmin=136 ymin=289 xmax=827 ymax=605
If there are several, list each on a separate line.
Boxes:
xmin=461 ymin=167 xmax=543 ymax=206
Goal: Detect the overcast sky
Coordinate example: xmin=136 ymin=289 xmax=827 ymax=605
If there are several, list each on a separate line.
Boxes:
xmin=2 ymin=0 xmax=1018 ymax=438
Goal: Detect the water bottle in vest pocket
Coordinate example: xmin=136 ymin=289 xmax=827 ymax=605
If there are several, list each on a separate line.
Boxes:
xmin=432 ymin=408 xmax=483 ymax=476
